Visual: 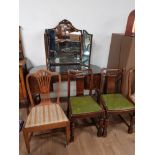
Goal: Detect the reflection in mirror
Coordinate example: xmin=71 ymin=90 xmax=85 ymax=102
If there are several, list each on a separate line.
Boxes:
xmin=44 ymin=20 xmax=93 ymax=73
xmin=45 ymin=20 xmax=82 ymax=71
xmin=82 ymin=30 xmax=93 ymax=67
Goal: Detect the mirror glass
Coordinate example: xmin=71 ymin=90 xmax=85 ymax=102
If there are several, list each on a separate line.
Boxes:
xmin=45 ymin=20 xmax=93 ymax=72
xmin=82 ymin=30 xmax=92 ymax=66
xmin=47 ymin=20 xmax=82 ymax=66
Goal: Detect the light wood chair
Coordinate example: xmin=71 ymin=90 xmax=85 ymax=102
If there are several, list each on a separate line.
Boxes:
xmin=23 ymin=69 xmax=70 ymax=154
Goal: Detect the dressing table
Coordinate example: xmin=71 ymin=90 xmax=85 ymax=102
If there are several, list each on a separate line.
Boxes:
xmin=29 ymin=64 xmax=101 ymax=98
xmin=28 ymin=20 xmax=100 ymax=100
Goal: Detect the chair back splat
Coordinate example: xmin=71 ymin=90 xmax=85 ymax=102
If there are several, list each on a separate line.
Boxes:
xmin=101 ymin=68 xmax=124 ymax=94
xmin=67 ymin=69 xmax=93 ymax=98
xmin=26 ymin=69 xmax=61 ymax=106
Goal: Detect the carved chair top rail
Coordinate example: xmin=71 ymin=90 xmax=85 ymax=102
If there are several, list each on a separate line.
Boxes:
xmin=100 ymin=68 xmax=125 ymax=94
xmin=53 ymin=19 xmax=82 ymax=32
xmin=67 ymin=69 xmax=93 ymax=97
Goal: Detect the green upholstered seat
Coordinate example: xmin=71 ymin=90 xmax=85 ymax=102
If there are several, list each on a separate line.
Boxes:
xmin=70 ymin=96 xmax=101 ymax=115
xmin=101 ymin=94 xmax=134 ymax=111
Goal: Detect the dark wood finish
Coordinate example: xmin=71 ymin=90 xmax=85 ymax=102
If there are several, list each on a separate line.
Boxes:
xmin=19 ymin=26 xmax=29 ymax=114
xmin=107 ymin=33 xmax=135 ymax=96
xmin=29 ymin=65 xmax=101 ymax=100
xmin=99 ymin=68 xmax=135 ymax=137
xmin=125 ymin=10 xmax=135 ymax=36
xmin=67 ymin=69 xmax=104 ymax=141
xmin=19 ymin=59 xmax=29 ymax=114
xmin=19 ymin=60 xmax=27 ymax=101
xmin=128 ymin=68 xmax=135 ymax=103
xmin=23 ymin=70 xmax=70 ymax=154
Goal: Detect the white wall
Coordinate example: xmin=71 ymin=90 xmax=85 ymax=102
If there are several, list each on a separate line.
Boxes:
xmin=19 ymin=0 xmax=134 ymax=68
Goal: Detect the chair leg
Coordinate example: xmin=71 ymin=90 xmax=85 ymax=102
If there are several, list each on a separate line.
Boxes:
xmin=103 ymin=115 xmax=108 ymax=137
xmin=70 ymin=121 xmax=75 ymax=142
xmin=67 ymin=104 xmax=69 ymax=118
xmin=66 ymin=122 xmax=70 ymax=145
xmin=23 ymin=128 xmax=30 ymax=154
xmin=97 ymin=114 xmax=104 ymax=137
xmin=128 ymin=113 xmax=135 ymax=134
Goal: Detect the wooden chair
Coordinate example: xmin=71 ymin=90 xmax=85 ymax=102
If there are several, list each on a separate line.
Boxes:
xmin=99 ymin=68 xmax=135 ymax=136
xmin=23 ymin=69 xmax=70 ymax=154
xmin=128 ymin=68 xmax=135 ymax=103
xmin=67 ymin=69 xmax=104 ymax=141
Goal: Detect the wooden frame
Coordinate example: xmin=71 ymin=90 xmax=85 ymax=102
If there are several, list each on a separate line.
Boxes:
xmin=29 ymin=65 xmax=102 ymax=101
xmin=125 ymin=10 xmax=135 ymax=36
xmin=23 ymin=121 xmax=70 ymax=154
xmin=23 ymin=69 xmax=70 ymax=154
xmin=128 ymin=68 xmax=135 ymax=103
xmin=82 ymin=30 xmax=93 ymax=67
xmin=44 ymin=19 xmax=82 ymax=68
xmin=99 ymin=68 xmax=135 ymax=136
xmin=67 ymin=69 xmax=104 ymax=141
xmin=44 ymin=19 xmax=93 ymax=72
xmin=19 ymin=59 xmax=29 ymax=114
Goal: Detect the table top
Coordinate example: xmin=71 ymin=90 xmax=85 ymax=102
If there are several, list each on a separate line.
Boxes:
xmin=30 ymin=64 xmax=101 ymax=74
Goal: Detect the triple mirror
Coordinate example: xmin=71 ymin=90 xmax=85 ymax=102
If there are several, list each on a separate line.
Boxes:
xmin=44 ymin=19 xmax=92 ymax=72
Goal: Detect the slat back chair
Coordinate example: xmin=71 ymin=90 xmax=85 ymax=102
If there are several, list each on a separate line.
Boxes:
xmin=67 ymin=69 xmax=104 ymax=141
xmin=101 ymin=68 xmax=123 ymax=94
xmin=23 ymin=69 xmax=70 ymax=154
xmin=26 ymin=69 xmax=60 ymax=106
xmin=68 ymin=69 xmax=93 ymax=97
xmin=100 ymin=68 xmax=135 ymax=136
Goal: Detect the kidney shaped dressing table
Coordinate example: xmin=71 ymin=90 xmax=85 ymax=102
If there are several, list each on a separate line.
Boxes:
xmin=29 ymin=64 xmax=101 ymax=98
xmin=28 ymin=20 xmax=101 ymax=100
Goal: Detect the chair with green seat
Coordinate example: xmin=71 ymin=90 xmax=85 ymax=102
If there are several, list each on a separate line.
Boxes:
xmin=67 ymin=69 xmax=104 ymax=141
xmin=99 ymin=68 xmax=135 ymax=136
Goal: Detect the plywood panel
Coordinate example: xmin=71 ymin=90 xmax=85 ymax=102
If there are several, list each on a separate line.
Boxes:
xmin=107 ymin=34 xmax=135 ymax=96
